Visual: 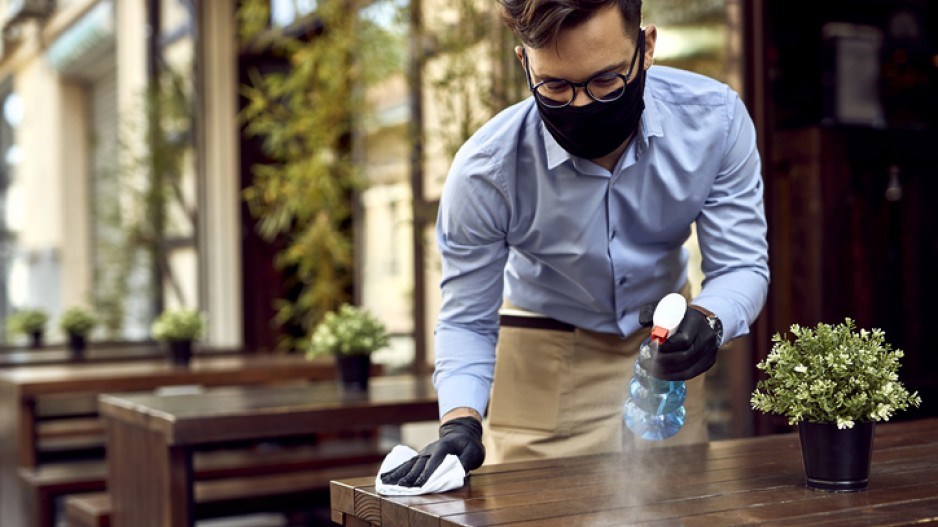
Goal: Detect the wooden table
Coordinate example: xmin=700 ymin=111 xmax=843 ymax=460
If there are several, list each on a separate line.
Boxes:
xmin=331 ymin=418 xmax=938 ymax=527
xmin=0 ymin=354 xmax=347 ymax=468
xmin=99 ymin=374 xmax=438 ymax=527
xmin=0 ymin=345 xmax=239 ymax=368
xmin=0 ymin=354 xmax=350 ymax=526
xmin=0 ymin=340 xmax=154 ymax=354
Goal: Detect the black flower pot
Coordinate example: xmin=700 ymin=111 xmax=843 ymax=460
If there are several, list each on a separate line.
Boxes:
xmin=799 ymin=420 xmax=875 ymax=492
xmin=29 ymin=331 xmax=43 ymax=349
xmin=68 ymin=333 xmax=87 ymax=359
xmin=336 ymin=354 xmax=371 ymax=392
xmin=167 ymin=340 xmax=193 ymax=367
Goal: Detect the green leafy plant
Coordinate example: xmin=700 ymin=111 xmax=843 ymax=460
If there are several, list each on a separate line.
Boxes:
xmin=307 ymin=304 xmax=390 ymax=358
xmin=60 ymin=307 xmax=98 ymax=337
xmin=151 ymin=309 xmax=205 ymax=342
xmin=238 ymin=0 xmax=405 ymax=351
xmin=751 ymin=318 xmax=921 ymax=429
xmin=424 ymin=0 xmax=525 ymax=168
xmin=8 ymin=309 xmax=49 ymax=337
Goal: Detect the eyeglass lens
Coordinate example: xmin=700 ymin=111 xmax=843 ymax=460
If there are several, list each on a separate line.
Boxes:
xmin=534 ymin=74 xmax=627 ymax=107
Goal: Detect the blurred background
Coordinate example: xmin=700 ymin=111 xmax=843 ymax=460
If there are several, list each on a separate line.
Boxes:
xmin=0 ymin=0 xmax=934 ymax=439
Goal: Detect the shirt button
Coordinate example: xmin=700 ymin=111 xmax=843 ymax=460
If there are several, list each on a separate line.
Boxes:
xmin=618 ymin=276 xmax=627 ymax=286
xmin=610 ymin=229 xmax=617 ymax=240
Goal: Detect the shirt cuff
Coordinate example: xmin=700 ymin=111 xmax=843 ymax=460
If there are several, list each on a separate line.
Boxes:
xmin=692 ymin=271 xmax=768 ymax=342
xmin=435 ymin=373 xmax=491 ymax=420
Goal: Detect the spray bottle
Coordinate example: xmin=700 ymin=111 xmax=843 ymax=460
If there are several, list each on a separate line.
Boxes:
xmin=623 ymin=293 xmax=688 ymax=440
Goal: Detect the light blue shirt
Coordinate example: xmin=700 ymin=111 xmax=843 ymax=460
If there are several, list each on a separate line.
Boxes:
xmin=433 ymin=66 xmax=769 ymax=418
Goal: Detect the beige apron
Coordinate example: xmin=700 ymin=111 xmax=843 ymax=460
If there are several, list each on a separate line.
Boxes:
xmin=483 ymin=287 xmax=707 ymax=465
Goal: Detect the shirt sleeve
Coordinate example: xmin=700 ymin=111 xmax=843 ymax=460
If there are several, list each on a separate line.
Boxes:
xmin=692 ymin=91 xmax=770 ymax=342
xmin=433 ymin=143 xmax=510 ymax=419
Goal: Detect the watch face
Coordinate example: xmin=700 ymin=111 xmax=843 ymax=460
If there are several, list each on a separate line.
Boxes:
xmin=710 ymin=316 xmax=724 ymax=345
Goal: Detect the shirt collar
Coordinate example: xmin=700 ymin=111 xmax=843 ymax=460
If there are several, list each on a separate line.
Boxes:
xmin=543 ymin=121 xmax=570 ymax=170
xmin=641 ymin=78 xmax=663 ymax=140
xmin=541 ymin=73 xmax=664 ymax=171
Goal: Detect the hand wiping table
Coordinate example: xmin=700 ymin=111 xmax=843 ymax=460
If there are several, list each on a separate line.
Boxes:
xmin=375 ymin=445 xmax=466 ymax=496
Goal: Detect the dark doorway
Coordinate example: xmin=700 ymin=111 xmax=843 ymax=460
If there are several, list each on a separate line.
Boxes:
xmin=744 ymin=0 xmax=938 ymax=434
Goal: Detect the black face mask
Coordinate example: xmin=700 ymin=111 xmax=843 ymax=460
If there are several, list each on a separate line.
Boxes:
xmin=528 ymin=31 xmax=646 ymax=160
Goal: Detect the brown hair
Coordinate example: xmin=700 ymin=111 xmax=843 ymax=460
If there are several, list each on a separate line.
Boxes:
xmin=497 ymin=0 xmax=642 ymax=48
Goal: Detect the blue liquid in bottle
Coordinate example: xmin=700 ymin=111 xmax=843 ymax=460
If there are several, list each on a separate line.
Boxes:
xmin=624 ymin=338 xmax=686 ymax=440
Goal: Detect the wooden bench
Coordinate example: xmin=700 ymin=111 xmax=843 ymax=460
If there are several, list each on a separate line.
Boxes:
xmin=24 ymin=436 xmax=391 ymax=527
xmin=66 ymin=460 xmax=384 ymax=527
xmin=35 ymin=417 xmax=106 ymax=463
xmin=18 ymin=461 xmax=107 ymax=527
xmin=32 ymin=396 xmax=106 ymax=463
xmin=36 ymin=417 xmax=103 ymax=441
xmin=64 ymin=492 xmax=111 ymax=527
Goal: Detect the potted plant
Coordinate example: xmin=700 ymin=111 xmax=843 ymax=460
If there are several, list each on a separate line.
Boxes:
xmin=751 ymin=318 xmax=921 ymax=492
xmin=151 ymin=309 xmax=205 ymax=367
xmin=59 ymin=307 xmax=98 ymax=358
xmin=307 ymin=304 xmax=390 ymax=391
xmin=8 ymin=308 xmax=49 ymax=348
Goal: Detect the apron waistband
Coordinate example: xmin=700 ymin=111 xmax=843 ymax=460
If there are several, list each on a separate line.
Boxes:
xmin=499 ymin=314 xmax=575 ymax=332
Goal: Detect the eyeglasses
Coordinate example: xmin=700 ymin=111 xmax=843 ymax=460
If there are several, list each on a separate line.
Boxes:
xmin=523 ymin=30 xmax=644 ymax=109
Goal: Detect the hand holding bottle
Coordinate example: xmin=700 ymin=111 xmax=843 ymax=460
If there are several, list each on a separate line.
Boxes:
xmin=624 ymin=293 xmax=688 ymax=440
xmin=639 ymin=299 xmax=723 ymax=381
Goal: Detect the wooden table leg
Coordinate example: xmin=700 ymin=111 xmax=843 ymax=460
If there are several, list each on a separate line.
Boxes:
xmin=107 ymin=417 xmax=194 ymax=527
xmin=166 ymin=445 xmax=195 ymax=527
xmin=19 ymin=398 xmax=38 ymax=468
xmin=346 ymin=516 xmax=377 ymax=527
xmin=0 ymin=384 xmax=26 ymax=526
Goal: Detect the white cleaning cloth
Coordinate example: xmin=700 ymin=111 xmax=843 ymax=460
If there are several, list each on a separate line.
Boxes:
xmin=375 ymin=445 xmax=466 ymax=496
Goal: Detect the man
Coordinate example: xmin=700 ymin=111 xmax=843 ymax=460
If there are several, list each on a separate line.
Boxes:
xmin=382 ymin=0 xmax=768 ymax=487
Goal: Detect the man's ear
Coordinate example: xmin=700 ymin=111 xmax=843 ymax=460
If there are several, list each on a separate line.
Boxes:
xmin=514 ymin=45 xmax=525 ymax=64
xmin=642 ymin=25 xmax=657 ymax=69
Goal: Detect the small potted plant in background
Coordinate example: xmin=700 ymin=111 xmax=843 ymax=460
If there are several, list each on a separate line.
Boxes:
xmin=151 ymin=309 xmax=205 ymax=367
xmin=59 ymin=307 xmax=98 ymax=358
xmin=307 ymin=304 xmax=390 ymax=391
xmin=751 ymin=318 xmax=921 ymax=492
xmin=8 ymin=308 xmax=49 ymax=349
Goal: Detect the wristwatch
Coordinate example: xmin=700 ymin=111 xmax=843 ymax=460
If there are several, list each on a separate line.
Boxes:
xmin=691 ymin=305 xmax=724 ymax=347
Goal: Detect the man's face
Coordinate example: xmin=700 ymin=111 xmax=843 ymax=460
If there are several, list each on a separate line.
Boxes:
xmin=517 ymin=5 xmax=656 ymax=107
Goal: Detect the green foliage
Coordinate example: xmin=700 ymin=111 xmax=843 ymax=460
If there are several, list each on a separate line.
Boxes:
xmin=59 ymin=307 xmax=98 ymax=337
xmin=151 ymin=309 xmax=205 ymax=342
xmin=751 ymin=319 xmax=921 ymax=429
xmin=427 ymin=0 xmax=500 ymax=160
xmin=8 ymin=309 xmax=49 ymax=336
xmin=643 ymin=0 xmax=726 ymax=26
xmin=422 ymin=0 xmax=525 ymax=180
xmin=238 ymin=0 xmax=405 ymax=350
xmin=307 ymin=304 xmax=390 ymax=358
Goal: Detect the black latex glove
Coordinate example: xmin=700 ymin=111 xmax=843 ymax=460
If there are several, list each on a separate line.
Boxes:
xmin=638 ymin=306 xmax=720 ymax=381
xmin=379 ymin=416 xmax=485 ymax=487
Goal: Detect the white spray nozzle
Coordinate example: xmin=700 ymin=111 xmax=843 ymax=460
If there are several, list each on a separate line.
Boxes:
xmin=651 ymin=293 xmax=687 ymax=344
